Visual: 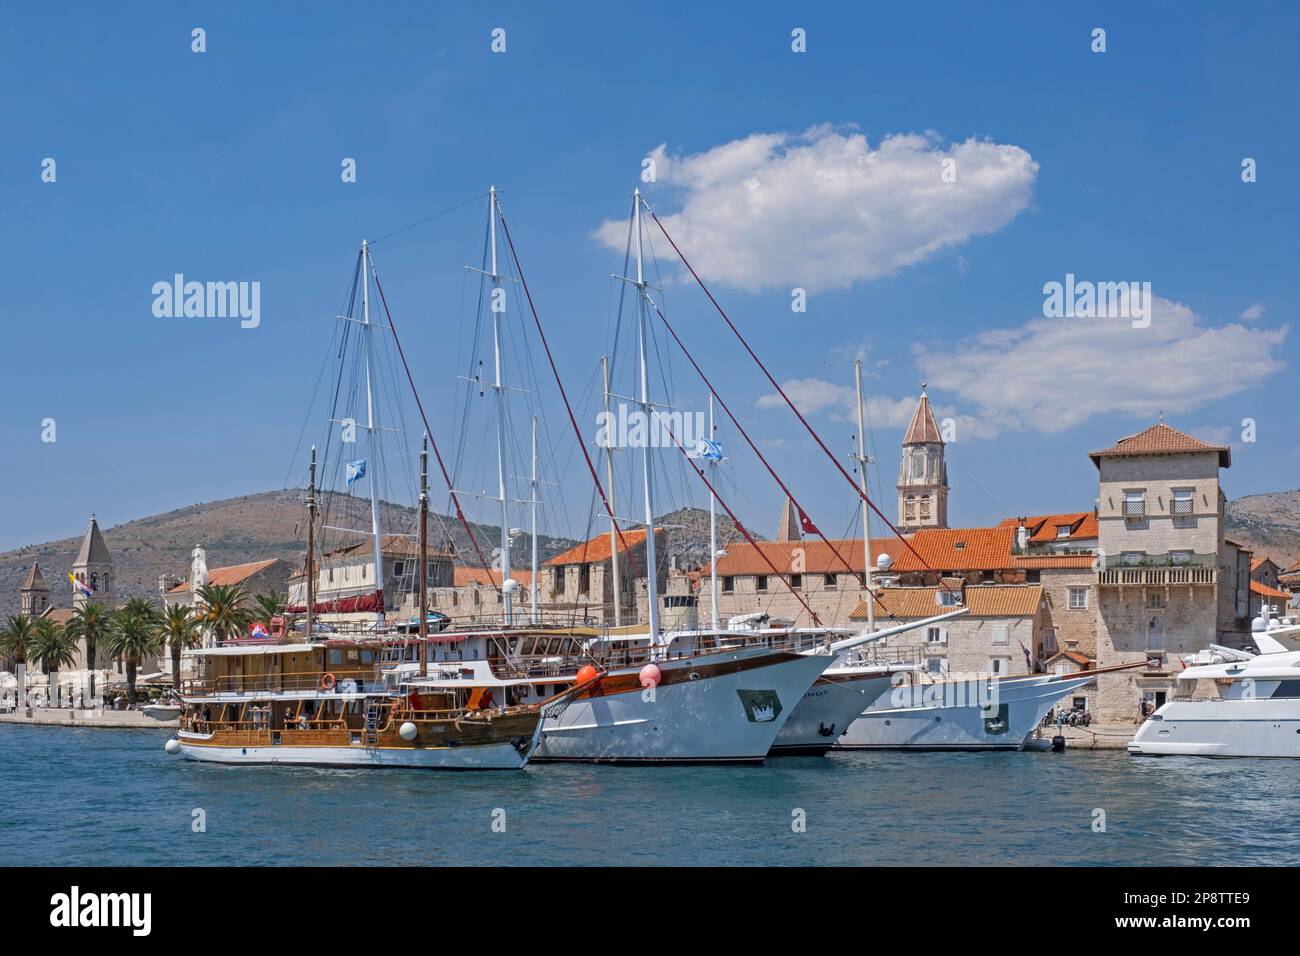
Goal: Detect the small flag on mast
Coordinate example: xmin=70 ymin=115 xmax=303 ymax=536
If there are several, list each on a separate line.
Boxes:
xmin=798 ymin=507 xmax=819 ymax=536
xmin=690 ymin=437 xmax=725 ymax=461
xmin=346 ymin=458 xmax=367 ymax=487
xmin=68 ymin=572 xmax=94 ymax=598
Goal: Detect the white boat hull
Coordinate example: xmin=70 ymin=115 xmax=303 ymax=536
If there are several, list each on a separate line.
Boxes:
xmin=1128 ymin=700 xmax=1300 ymax=758
xmin=770 ymin=669 xmax=896 ymax=756
xmin=176 ymin=731 xmax=530 ymax=769
xmin=836 ymin=673 xmax=1097 ymax=751
xmin=534 ymin=648 xmax=828 ymax=764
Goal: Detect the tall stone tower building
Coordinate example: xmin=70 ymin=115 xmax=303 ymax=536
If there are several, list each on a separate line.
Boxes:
xmin=1089 ymin=421 xmax=1235 ymax=720
xmin=897 ymin=387 xmax=949 ymax=532
xmin=72 ymin=514 xmax=113 ymax=609
xmin=20 ymin=562 xmax=50 ymax=617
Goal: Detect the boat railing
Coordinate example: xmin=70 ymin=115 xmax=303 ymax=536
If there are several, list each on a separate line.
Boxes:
xmin=182 ymin=668 xmax=379 ymax=697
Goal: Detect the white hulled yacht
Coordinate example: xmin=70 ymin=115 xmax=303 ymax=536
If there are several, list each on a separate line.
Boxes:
xmin=1128 ymin=608 xmax=1300 ymax=758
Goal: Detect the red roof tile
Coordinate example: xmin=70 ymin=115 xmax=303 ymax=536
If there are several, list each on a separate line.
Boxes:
xmin=713 ymin=538 xmax=903 ymax=577
xmin=850 ymin=585 xmax=1042 ymax=619
xmin=544 ymin=528 xmax=655 ymax=568
xmin=168 ymin=559 xmax=283 ymax=594
xmin=1250 ymin=580 xmax=1292 ymax=601
xmin=1090 ymin=422 xmax=1230 ymax=468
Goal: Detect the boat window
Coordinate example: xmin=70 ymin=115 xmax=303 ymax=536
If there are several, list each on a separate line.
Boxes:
xmin=1270 ymin=680 xmax=1300 ymax=699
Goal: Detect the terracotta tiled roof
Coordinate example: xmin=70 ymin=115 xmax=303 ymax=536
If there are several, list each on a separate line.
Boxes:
xmin=1045 ymin=650 xmax=1093 ymax=668
xmin=1250 ymin=580 xmax=1292 ymax=601
xmin=999 ymin=512 xmax=1098 ymax=542
xmin=167 ymin=559 xmax=283 ymax=594
xmin=850 ymin=585 xmax=1043 ymax=620
xmin=902 ymin=392 xmax=942 ymax=445
xmin=40 ymin=607 xmax=77 ymax=626
xmin=452 ymin=567 xmax=534 ymax=587
xmin=712 ymin=538 xmax=905 ymax=577
xmin=544 ymin=528 xmax=656 ymax=568
xmin=1250 ymin=556 xmax=1279 ymax=573
xmin=1089 ymin=422 xmax=1230 ymax=468
xmin=886 ymin=527 xmax=1018 ymax=572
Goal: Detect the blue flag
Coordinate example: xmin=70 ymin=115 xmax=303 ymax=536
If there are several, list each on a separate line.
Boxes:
xmin=346 ymin=458 xmax=367 ymax=487
xmin=692 ymin=437 xmax=724 ymax=461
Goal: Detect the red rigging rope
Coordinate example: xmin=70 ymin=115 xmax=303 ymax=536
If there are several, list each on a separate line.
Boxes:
xmin=367 ymin=255 xmax=502 ymax=595
xmin=647 ymin=206 xmax=955 ymax=594
xmin=654 ymin=406 xmax=822 ymax=626
xmin=646 ymin=298 xmax=898 ymax=621
xmin=496 ymin=208 xmax=633 ymax=560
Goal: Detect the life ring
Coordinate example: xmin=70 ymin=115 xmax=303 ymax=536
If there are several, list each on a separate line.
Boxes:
xmin=320 ymin=673 xmax=337 ymax=691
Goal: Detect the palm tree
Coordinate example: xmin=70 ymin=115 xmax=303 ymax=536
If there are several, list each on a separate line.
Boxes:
xmin=65 ymin=602 xmax=109 ymax=702
xmin=253 ymin=590 xmax=286 ymax=624
xmin=104 ymin=601 xmax=163 ymax=705
xmin=159 ymin=604 xmax=199 ymax=691
xmin=31 ymin=617 xmax=78 ymax=705
xmin=1 ymin=615 xmax=35 ymax=710
xmin=194 ymin=583 xmax=252 ymax=645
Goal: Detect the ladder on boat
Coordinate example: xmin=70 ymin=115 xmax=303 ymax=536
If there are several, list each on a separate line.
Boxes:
xmin=363 ymin=696 xmax=386 ymax=746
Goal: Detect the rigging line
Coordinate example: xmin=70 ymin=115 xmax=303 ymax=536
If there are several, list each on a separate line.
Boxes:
xmin=648 ymin=206 xmax=955 ymax=596
xmin=367 ymin=251 xmax=502 ymax=595
xmin=654 ymin=411 xmax=821 ymax=626
xmin=496 ymin=204 xmax=633 ymax=559
xmin=646 ymin=297 xmax=898 ymax=620
xmin=368 ymin=192 xmax=488 ymax=246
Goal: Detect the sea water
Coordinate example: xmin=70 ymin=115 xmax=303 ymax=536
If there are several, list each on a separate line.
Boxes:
xmin=2 ymin=723 xmax=1293 ymax=866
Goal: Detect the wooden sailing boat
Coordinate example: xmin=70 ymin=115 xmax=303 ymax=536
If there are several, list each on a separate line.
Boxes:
xmin=165 ymin=240 xmax=576 ymax=770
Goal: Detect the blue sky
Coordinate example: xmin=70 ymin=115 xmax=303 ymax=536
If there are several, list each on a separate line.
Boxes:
xmin=2 ymin=2 xmax=1296 ymax=553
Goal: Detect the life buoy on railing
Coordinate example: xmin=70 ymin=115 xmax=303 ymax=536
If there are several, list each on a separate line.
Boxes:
xmin=320 ymin=672 xmax=337 ymax=692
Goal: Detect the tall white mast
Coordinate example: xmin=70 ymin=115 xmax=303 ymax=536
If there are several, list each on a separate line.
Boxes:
xmin=707 ymin=392 xmax=720 ymax=633
xmin=854 ymin=359 xmax=874 ymax=632
xmin=602 ymin=354 xmax=622 ymax=628
xmin=529 ymin=415 xmax=539 ymax=624
xmin=361 ymin=240 xmax=385 ymax=624
xmin=488 ymin=186 xmax=513 ymax=625
xmin=633 ymin=190 xmax=661 ymax=646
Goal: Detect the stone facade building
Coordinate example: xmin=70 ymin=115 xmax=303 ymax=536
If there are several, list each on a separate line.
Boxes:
xmin=1089 ymin=422 xmax=1243 ymax=719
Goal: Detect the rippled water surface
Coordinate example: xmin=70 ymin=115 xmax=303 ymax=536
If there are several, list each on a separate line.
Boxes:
xmin=3 ymin=724 xmax=1294 ymax=866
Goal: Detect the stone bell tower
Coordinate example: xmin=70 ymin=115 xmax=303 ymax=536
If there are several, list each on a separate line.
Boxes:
xmin=897 ymin=386 xmax=949 ymax=532
xmin=20 ymin=562 xmax=51 ymax=618
xmin=72 ymin=514 xmax=114 ymax=609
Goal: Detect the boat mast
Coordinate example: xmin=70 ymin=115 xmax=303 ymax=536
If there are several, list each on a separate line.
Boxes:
xmin=529 ymin=416 xmax=539 ymax=624
xmin=418 ymin=434 xmax=428 ymax=675
xmin=708 ymin=392 xmax=720 ymax=633
xmin=306 ymin=445 xmax=316 ymax=642
xmin=488 ymin=187 xmax=513 ymax=625
xmin=361 ymin=240 xmax=386 ymax=626
xmin=602 ymin=354 xmax=622 ymax=628
xmin=633 ymin=189 xmax=661 ymax=647
xmin=853 ymin=359 xmax=875 ymax=632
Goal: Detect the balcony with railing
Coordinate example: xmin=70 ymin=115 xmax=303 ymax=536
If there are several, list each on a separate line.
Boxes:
xmin=1097 ymin=553 xmax=1217 ymax=587
xmin=1121 ymin=498 xmax=1147 ymax=517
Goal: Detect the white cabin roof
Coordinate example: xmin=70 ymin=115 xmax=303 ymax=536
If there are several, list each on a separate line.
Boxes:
xmin=184 ymin=643 xmax=319 ymax=658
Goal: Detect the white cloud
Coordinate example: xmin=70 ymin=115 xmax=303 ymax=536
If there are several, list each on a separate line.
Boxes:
xmin=1240 ymin=303 xmax=1264 ymax=321
xmin=596 ymin=126 xmax=1038 ymax=293
xmin=919 ymin=297 xmax=1289 ymax=434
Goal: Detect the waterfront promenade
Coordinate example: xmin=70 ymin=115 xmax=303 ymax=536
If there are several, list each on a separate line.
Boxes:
xmin=0 ymin=707 xmax=177 ymax=729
